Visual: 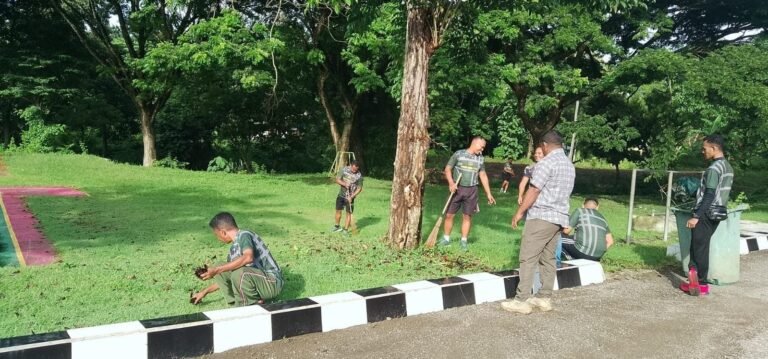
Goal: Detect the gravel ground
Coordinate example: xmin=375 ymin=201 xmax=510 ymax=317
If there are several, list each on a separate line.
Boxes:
xmin=203 ymin=251 xmax=768 ymax=359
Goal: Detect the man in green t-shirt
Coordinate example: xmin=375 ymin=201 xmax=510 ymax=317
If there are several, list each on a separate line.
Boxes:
xmin=192 ymin=212 xmax=283 ymax=306
xmin=439 ymin=137 xmax=496 ymax=251
xmin=331 ymin=160 xmax=363 ymax=235
xmin=562 ymin=198 xmax=614 ymax=261
xmin=499 ymin=159 xmax=516 ymax=193
xmin=683 ymin=134 xmax=734 ymax=296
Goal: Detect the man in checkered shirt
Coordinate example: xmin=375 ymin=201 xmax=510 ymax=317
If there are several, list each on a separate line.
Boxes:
xmin=502 ymin=130 xmax=575 ymax=315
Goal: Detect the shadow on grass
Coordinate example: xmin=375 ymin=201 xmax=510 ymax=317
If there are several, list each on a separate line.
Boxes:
xmin=298 ymin=176 xmax=335 ymax=186
xmin=355 ymin=216 xmax=381 ymax=230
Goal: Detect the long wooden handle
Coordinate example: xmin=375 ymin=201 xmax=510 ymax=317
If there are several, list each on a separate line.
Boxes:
xmin=439 ymin=172 xmax=462 ymax=216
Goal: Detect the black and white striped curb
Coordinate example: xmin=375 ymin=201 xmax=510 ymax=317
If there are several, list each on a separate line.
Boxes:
xmin=0 ymin=259 xmax=604 ymax=359
xmin=740 ymin=232 xmax=768 ymax=254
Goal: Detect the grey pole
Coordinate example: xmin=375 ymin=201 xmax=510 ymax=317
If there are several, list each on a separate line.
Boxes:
xmin=569 ymin=101 xmax=579 ymax=161
xmin=663 ymin=171 xmax=674 ymax=241
xmin=626 ymin=168 xmax=637 ymax=243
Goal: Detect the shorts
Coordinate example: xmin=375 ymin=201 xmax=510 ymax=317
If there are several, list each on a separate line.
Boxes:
xmin=501 ymin=173 xmax=512 ymax=182
xmin=335 ymin=196 xmax=355 ymax=212
xmin=446 ymin=186 xmax=479 ymax=216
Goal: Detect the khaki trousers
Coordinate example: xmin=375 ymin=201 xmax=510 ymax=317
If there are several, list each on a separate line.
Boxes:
xmin=516 ymin=219 xmax=561 ymax=300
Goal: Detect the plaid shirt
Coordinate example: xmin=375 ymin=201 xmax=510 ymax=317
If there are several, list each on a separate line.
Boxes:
xmin=527 ymin=148 xmax=575 ymax=227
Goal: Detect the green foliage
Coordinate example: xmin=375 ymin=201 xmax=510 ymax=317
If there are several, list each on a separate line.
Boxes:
xmin=153 ymin=156 xmax=190 ymax=169
xmin=138 ymin=11 xmax=278 ymax=93
xmin=4 ymin=0 xmax=768 ymax=175
xmin=15 ymin=106 xmax=69 ymax=153
xmin=733 ymin=192 xmax=749 ymax=207
xmin=206 ymin=156 xmax=234 ymax=173
xmin=494 ymin=111 xmax=528 ymax=160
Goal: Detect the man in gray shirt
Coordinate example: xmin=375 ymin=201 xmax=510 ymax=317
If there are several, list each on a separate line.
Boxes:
xmin=439 ymin=137 xmax=496 ymax=251
xmin=502 ymin=130 xmax=575 ymax=314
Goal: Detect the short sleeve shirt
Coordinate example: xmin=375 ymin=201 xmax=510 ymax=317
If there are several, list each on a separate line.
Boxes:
xmin=228 ymin=230 xmax=281 ymax=276
xmin=446 ymin=149 xmax=485 ymax=187
xmin=503 ymin=162 xmax=513 ymax=173
xmin=523 ymin=165 xmax=535 ymax=178
xmin=337 ymin=166 xmax=363 ymax=198
xmin=568 ymin=208 xmax=611 ymax=258
xmin=527 ymin=148 xmax=575 ymax=227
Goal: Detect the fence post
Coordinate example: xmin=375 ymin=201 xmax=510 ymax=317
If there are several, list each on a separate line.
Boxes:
xmin=626 ymin=168 xmax=637 ymax=243
xmin=663 ymin=171 xmax=674 ymax=241
xmin=569 ymin=100 xmax=579 ymax=161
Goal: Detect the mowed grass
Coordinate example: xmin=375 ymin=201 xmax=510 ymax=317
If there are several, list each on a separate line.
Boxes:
xmin=0 ymin=153 xmax=765 ymax=337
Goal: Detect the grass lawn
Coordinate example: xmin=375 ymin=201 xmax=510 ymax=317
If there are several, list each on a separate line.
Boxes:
xmin=0 ymin=153 xmax=765 ymax=337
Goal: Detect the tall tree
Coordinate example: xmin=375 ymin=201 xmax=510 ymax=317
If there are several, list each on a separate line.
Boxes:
xmin=387 ymin=1 xmax=460 ymax=249
xmin=608 ymin=0 xmax=767 ymax=56
xmin=237 ymin=1 xmax=380 ymax=173
xmin=1 ymin=0 xmax=123 ymax=151
xmin=51 ymin=0 xmax=216 ymax=166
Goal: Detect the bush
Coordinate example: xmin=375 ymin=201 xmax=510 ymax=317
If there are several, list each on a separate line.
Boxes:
xmin=14 ymin=106 xmax=69 ymax=153
xmin=153 ymin=156 xmax=189 ymax=169
xmin=207 ymin=156 xmax=233 ymax=173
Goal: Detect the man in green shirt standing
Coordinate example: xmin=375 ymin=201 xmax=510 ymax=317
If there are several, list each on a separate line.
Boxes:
xmin=562 ymin=198 xmax=614 ymax=261
xmin=683 ymin=134 xmax=734 ymax=296
xmin=192 ymin=212 xmax=283 ymax=306
xmin=439 ymin=136 xmax=496 ymax=251
xmin=331 ymin=160 xmax=363 ymax=235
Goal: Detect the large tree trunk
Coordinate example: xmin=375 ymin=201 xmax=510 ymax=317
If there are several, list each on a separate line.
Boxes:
xmin=387 ymin=6 xmax=433 ymax=250
xmin=139 ymin=106 xmax=157 ymax=167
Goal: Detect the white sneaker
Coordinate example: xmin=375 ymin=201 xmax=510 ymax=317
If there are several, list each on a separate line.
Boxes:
xmin=526 ymin=297 xmax=553 ymax=312
xmin=501 ymin=299 xmax=532 ymax=314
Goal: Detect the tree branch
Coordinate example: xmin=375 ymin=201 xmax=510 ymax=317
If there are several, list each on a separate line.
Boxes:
xmin=109 ymin=0 xmax=138 ymax=58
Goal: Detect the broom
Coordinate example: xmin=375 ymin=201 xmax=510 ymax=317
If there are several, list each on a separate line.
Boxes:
xmin=425 ymin=173 xmax=462 ymax=248
xmin=347 ymin=189 xmax=359 ymax=235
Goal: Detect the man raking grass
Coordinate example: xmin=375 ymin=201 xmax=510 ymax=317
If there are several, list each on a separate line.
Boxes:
xmin=331 ymin=160 xmax=363 ymax=236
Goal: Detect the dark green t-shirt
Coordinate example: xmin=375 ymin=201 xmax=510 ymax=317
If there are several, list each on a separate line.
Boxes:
xmin=568 ymin=208 xmax=611 ymax=258
xmin=446 ymin=149 xmax=485 ymax=187
xmin=337 ymin=166 xmax=363 ymax=198
xmin=228 ymin=230 xmax=281 ymax=276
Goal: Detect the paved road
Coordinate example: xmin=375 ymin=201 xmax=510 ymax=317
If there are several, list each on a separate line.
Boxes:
xmin=204 ymin=251 xmax=768 ymax=359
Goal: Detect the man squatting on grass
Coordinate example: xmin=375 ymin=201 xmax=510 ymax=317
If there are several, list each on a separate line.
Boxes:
xmin=681 ymin=134 xmax=733 ymax=296
xmin=439 ymin=137 xmax=496 ymax=251
xmin=331 ymin=160 xmax=363 ymax=235
xmin=561 ymin=198 xmax=614 ymax=262
xmin=503 ymin=130 xmax=575 ymax=314
xmin=192 ymin=212 xmax=284 ymax=306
